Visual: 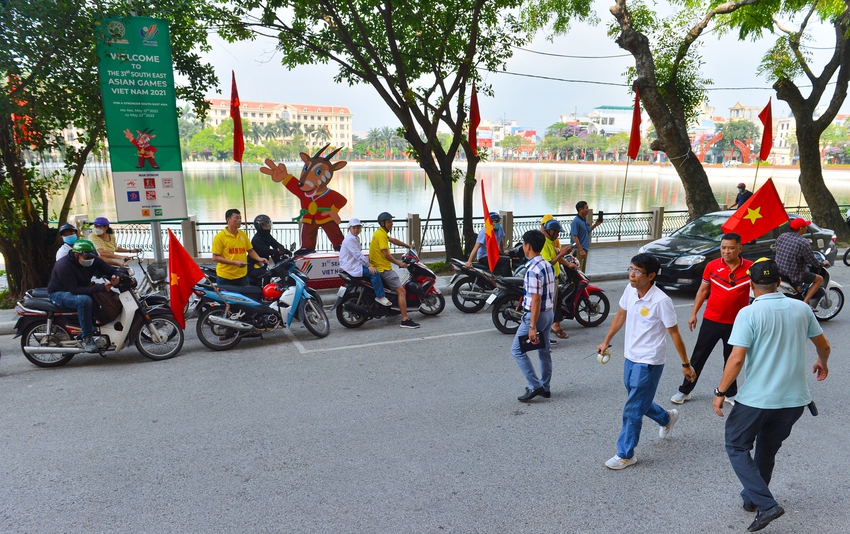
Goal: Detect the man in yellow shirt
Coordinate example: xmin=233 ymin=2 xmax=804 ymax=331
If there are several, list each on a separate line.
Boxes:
xmin=212 ymin=209 xmax=268 ymax=286
xmin=369 ymin=212 xmax=419 ymax=329
xmin=541 ymin=218 xmax=575 ymax=340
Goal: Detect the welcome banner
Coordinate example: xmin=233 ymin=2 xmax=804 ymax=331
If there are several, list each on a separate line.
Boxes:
xmin=95 ymin=16 xmax=188 ymax=222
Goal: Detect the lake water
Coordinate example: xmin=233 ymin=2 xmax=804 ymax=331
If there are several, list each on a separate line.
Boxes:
xmin=69 ymin=162 xmax=850 ymax=222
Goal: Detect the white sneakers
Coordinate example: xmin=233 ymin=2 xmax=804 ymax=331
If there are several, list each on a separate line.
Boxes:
xmin=670 ymin=392 xmax=691 ymax=404
xmin=605 ymin=455 xmax=637 ymax=470
xmin=659 ymin=409 xmax=679 ymax=439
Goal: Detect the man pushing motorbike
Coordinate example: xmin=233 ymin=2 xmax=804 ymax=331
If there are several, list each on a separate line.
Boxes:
xmin=47 ymin=240 xmax=122 ymax=353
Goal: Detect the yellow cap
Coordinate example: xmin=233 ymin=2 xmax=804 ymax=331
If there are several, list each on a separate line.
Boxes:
xmin=541 ymin=214 xmax=554 ymax=225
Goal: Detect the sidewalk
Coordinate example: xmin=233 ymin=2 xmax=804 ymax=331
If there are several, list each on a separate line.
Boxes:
xmin=0 ymin=244 xmax=638 ymax=336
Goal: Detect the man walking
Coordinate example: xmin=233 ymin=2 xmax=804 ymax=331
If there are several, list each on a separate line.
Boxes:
xmin=714 ymin=258 xmax=830 ymax=532
xmin=597 ymin=254 xmax=695 ymax=470
xmin=510 ymin=230 xmax=555 ymax=402
xmin=728 ymin=183 xmax=753 ymax=209
xmin=570 ymin=200 xmax=602 ymax=273
xmin=671 ymin=233 xmax=752 ymax=405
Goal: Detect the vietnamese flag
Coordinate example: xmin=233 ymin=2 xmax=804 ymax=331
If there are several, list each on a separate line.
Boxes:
xmin=721 ymin=178 xmax=788 ymax=244
xmin=230 ymin=71 xmax=244 ymax=163
xmin=168 ymin=230 xmax=206 ymax=328
xmin=758 ymin=98 xmax=772 ymax=161
xmin=627 ymin=88 xmax=642 ymax=160
xmin=480 ymin=181 xmax=500 ymax=272
xmin=469 ymin=84 xmax=480 ymax=157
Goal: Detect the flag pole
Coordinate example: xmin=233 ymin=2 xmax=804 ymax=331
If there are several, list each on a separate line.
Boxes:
xmin=239 ymin=161 xmax=248 ymax=231
xmin=617 ymin=157 xmax=631 ymax=240
xmin=420 ymin=189 xmax=437 ymax=251
xmin=753 ymin=159 xmax=761 ymax=191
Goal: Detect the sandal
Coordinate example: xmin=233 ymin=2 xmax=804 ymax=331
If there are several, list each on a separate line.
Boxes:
xmin=551 ymin=329 xmax=569 ymax=339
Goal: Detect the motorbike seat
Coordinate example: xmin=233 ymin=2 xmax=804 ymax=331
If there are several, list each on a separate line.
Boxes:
xmin=499 ymin=276 xmax=525 ymax=285
xmin=23 ymin=297 xmax=75 ymax=313
xmin=27 ymin=287 xmax=50 ymax=298
xmin=218 ymin=284 xmax=264 ymax=300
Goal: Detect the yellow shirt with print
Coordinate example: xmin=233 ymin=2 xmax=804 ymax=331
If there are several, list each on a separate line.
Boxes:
xmin=89 ymin=233 xmax=118 ymax=255
xmin=212 ymin=228 xmax=253 ymax=279
xmin=369 ymin=227 xmax=393 ymax=272
xmin=541 ymin=237 xmax=561 ymax=277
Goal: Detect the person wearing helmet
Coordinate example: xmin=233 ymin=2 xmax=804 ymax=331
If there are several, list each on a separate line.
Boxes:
xmin=55 ymin=222 xmax=80 ymax=262
xmin=250 ymin=215 xmax=289 ymax=275
xmin=541 ymin=217 xmax=575 ymax=340
xmin=47 ymin=239 xmax=122 ymax=353
xmin=464 ymin=212 xmax=511 ymax=276
xmin=728 ymin=183 xmax=753 ymax=209
xmin=339 ymin=218 xmax=391 ymax=306
xmin=369 ymin=212 xmax=419 ymax=328
xmin=88 ymin=216 xmax=141 ymax=267
xmin=212 ymin=209 xmax=269 ymax=286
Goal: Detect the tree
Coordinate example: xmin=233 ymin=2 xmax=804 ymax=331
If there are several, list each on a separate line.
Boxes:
xmin=714 ymin=120 xmax=762 ymax=162
xmin=0 ymin=0 xmax=226 ymax=294
xmin=500 ymin=135 xmax=524 ymax=158
xmin=606 ymin=132 xmax=630 ymax=161
xmin=220 ymin=0 xmax=556 ymax=260
xmin=720 ymin=0 xmax=850 ymax=239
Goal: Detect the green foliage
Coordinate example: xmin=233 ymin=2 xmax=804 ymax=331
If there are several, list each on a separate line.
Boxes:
xmin=715 ymin=120 xmax=762 ymax=159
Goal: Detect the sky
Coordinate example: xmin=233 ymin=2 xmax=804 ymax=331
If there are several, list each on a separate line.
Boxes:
xmin=197 ymin=2 xmax=844 ymax=136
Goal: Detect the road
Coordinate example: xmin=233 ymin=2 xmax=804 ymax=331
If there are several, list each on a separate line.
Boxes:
xmin=2 ymin=267 xmax=849 ymax=533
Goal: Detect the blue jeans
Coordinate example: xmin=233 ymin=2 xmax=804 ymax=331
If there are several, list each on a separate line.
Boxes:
xmin=725 ymin=403 xmax=804 ymax=511
xmin=510 ymin=309 xmax=554 ymax=391
xmin=217 ymin=275 xmax=248 ymax=286
xmin=49 ymin=291 xmax=94 ymax=338
xmin=617 ymin=359 xmax=670 ymax=460
xmin=361 ymin=266 xmax=386 ymax=298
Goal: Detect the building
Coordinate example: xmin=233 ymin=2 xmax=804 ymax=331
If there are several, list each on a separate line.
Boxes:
xmin=206 ymin=98 xmax=354 ymax=148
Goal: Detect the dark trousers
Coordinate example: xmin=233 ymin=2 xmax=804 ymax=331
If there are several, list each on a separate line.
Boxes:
xmin=679 ymin=318 xmax=737 ymax=397
xmin=725 ymin=403 xmax=804 ymax=511
xmin=478 ymin=255 xmax=513 ymax=277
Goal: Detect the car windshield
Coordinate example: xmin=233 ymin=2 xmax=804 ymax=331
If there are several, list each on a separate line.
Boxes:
xmin=671 ymin=215 xmax=729 ymax=242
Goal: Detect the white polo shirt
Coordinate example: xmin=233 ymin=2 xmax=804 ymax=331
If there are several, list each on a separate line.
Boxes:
xmin=619 ymin=283 xmax=678 ymax=365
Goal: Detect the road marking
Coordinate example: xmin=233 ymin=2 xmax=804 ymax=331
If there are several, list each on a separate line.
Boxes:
xmin=290 ymin=328 xmax=495 ymax=355
xmin=674 ymin=303 xmax=693 ymax=308
xmin=283 ymin=327 xmax=310 ymax=354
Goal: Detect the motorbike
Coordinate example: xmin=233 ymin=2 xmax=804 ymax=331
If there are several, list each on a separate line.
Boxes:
xmin=487 ymin=263 xmax=610 ymax=334
xmin=448 ymin=244 xmax=527 ymax=313
xmin=331 ymin=249 xmax=445 ymax=328
xmin=15 ymin=273 xmax=185 ymax=367
xmin=777 ymin=251 xmax=844 ymax=321
xmin=193 ymin=257 xmax=330 ymax=350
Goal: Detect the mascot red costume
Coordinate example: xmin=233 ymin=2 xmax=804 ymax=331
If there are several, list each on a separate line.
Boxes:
xmin=260 ymin=144 xmax=348 ymax=252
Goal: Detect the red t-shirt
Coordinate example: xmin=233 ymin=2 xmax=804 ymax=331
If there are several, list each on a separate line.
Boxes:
xmin=701 ymin=257 xmax=754 ymax=324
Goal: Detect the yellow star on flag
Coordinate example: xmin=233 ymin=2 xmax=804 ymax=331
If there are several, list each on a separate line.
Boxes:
xmin=743 ymin=207 xmax=763 ymax=224
xmin=171 ymin=272 xmax=180 ymax=286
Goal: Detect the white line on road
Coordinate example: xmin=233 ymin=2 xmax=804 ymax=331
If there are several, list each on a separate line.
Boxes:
xmin=288 ymin=328 xmax=495 ymax=355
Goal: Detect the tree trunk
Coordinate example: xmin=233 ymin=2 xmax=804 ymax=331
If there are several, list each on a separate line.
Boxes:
xmin=462 ymin=157 xmax=479 ymax=256
xmin=795 ymin=123 xmax=848 ymax=240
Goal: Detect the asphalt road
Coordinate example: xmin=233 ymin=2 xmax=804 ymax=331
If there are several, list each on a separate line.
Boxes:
xmin=2 ymin=268 xmax=850 ymax=533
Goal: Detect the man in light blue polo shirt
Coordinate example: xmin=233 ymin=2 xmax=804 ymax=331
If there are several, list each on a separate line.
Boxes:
xmin=713 ymin=258 xmax=830 ymax=533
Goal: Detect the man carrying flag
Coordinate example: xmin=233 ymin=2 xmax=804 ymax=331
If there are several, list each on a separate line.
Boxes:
xmin=465 ymin=183 xmax=511 ymax=276
xmin=168 ymin=229 xmax=206 ymax=329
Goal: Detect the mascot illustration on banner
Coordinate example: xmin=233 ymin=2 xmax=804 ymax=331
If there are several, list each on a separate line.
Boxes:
xmin=260 ymin=144 xmax=348 ymax=252
xmin=123 ymin=128 xmax=159 ymax=169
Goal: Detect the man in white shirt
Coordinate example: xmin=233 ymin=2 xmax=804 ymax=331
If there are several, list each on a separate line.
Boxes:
xmin=339 ymin=218 xmax=391 ymax=306
xmin=597 ymin=253 xmax=696 ymax=470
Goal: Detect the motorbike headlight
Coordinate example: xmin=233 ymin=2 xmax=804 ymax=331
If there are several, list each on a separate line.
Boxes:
xmin=673 ymin=255 xmax=706 ymax=266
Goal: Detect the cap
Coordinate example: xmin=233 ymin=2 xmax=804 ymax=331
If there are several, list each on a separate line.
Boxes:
xmin=93 ymin=217 xmax=110 ymax=226
xmin=348 ymin=218 xmax=362 ymax=227
xmin=737 ymin=183 xmax=746 ymax=189
xmin=748 ymin=257 xmax=780 ymax=284
xmin=789 ymin=218 xmax=811 ymax=231
xmin=541 ymin=214 xmax=554 ymax=225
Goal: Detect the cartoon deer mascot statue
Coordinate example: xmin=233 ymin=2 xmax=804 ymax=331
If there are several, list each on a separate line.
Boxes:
xmin=260 ymin=144 xmax=348 ymax=253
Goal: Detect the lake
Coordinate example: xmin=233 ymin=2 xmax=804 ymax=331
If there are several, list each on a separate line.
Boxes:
xmin=68 ymin=162 xmax=850 ymax=222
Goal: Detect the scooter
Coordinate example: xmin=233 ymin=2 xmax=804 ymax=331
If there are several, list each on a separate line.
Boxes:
xmin=778 ymin=251 xmax=844 ymax=321
xmin=15 ymin=274 xmax=185 ymax=367
xmin=447 ymin=246 xmax=527 ymax=313
xmin=331 ymin=249 xmax=444 ymax=328
xmin=193 ymin=257 xmax=330 ymax=350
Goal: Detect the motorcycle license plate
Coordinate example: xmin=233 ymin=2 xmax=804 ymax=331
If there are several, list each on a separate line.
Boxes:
xmin=486 ymin=293 xmax=497 ymax=305
xmin=336 ymin=287 xmax=346 ymax=298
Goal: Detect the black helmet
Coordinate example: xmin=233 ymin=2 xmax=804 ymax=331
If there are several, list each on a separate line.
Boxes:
xmin=543 ymin=219 xmax=563 ymax=234
xmin=377 ymin=212 xmax=394 ymax=224
xmin=253 ymin=214 xmax=272 ymax=232
xmin=59 ymin=222 xmax=77 ymax=235
xmin=489 ymin=212 xmax=501 ymax=223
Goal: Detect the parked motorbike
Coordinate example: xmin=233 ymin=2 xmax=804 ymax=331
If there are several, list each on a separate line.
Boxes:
xmin=448 ymin=245 xmax=527 ymax=313
xmin=15 ymin=274 xmax=184 ymax=367
xmin=778 ymin=251 xmax=844 ymax=321
xmin=331 ymin=249 xmax=444 ymax=328
xmin=194 ymin=257 xmax=330 ymax=350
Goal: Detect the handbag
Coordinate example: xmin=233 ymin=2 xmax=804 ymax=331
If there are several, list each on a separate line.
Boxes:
xmin=92 ymin=289 xmax=123 ymax=324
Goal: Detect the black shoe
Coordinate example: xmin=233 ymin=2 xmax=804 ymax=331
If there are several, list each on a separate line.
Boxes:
xmin=400 ymin=319 xmax=420 ymax=329
xmin=541 ymin=389 xmax=552 ymax=398
xmin=742 ymin=501 xmax=758 ymax=513
xmin=518 ymin=386 xmax=545 ymax=402
xmin=747 ymin=505 xmax=784 ymax=532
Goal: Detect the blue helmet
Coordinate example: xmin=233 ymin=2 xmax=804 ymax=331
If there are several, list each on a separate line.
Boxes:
xmin=489 ymin=212 xmax=501 ymax=223
xmin=543 ymin=219 xmax=563 ymax=234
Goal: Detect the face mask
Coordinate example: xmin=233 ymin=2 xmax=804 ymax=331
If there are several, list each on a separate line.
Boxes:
xmin=93 ymin=228 xmax=105 ymax=235
xmin=63 ymin=235 xmax=78 ymax=245
xmin=80 ymin=257 xmax=95 ymax=267
xmin=493 ymin=223 xmax=501 ymax=231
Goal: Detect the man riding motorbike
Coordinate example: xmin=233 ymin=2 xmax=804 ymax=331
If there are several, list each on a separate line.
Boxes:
xmin=369 ymin=212 xmax=419 ymax=329
xmin=775 ymin=218 xmax=830 ymax=309
xmin=47 ymin=239 xmax=122 ymax=352
xmin=55 ymin=222 xmax=79 ymax=262
xmin=340 ymin=217 xmax=392 ymax=306
xmin=464 ymin=212 xmax=512 ymax=276
xmin=249 ymin=214 xmax=289 ymax=282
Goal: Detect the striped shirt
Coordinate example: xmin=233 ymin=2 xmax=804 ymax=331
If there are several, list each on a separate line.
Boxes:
xmin=522 ymin=256 xmax=555 ymax=312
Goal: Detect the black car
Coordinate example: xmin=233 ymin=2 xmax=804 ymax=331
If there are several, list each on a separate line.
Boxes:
xmin=639 ymin=211 xmax=838 ymax=291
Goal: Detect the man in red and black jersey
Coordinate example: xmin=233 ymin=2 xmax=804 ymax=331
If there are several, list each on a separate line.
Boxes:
xmin=671 ymin=233 xmax=753 ymax=405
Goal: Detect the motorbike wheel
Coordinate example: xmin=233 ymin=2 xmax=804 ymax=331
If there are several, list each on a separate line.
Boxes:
xmin=300 ymin=299 xmax=330 ymax=338
xmin=136 ymin=316 xmax=184 ymax=360
xmin=307 ymin=288 xmax=323 ymax=307
xmin=843 ymin=247 xmax=850 ymax=267
xmin=451 ymin=277 xmax=488 ymax=313
xmin=814 ymin=287 xmax=844 ymax=321
xmin=418 ymin=293 xmax=445 ymax=316
xmin=574 ymin=292 xmax=611 ymax=327
xmin=336 ymin=293 xmax=369 ymax=329
xmin=196 ymin=307 xmax=243 ymax=350
xmin=20 ymin=321 xmax=75 ymax=368
xmin=492 ymin=294 xmax=522 ymax=334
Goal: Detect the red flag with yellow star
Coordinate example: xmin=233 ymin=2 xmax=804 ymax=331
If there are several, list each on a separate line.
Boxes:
xmin=721 ymin=178 xmax=788 ymax=244
xmin=481 ymin=181 xmax=501 ymax=272
xmin=168 ymin=229 xmax=205 ymax=328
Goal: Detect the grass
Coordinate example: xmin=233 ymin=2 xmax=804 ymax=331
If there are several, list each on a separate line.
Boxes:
xmin=425 ymin=261 xmax=455 ymax=276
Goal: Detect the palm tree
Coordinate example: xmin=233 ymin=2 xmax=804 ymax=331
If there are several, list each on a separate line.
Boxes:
xmin=315 ymin=125 xmax=331 ymax=145
xmin=303 ymin=125 xmax=317 ymax=148
xmin=366 ymin=128 xmax=382 ymax=156
xmin=249 ymin=122 xmax=262 ymax=144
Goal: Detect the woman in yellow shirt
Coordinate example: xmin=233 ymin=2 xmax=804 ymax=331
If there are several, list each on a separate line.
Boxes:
xmin=89 ymin=217 xmax=140 ymax=267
